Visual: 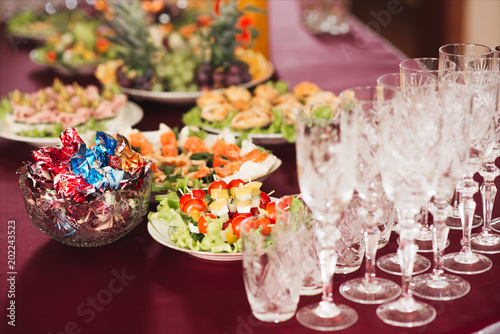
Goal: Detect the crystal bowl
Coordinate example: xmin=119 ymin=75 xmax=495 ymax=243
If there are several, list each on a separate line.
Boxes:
xmin=18 ymin=169 xmax=153 ymax=247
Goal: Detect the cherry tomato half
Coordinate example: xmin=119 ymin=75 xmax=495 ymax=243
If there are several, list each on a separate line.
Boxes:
xmin=277 ymin=196 xmax=293 ymax=211
xmin=179 ymin=189 xmax=206 ymax=211
xmin=254 ymin=217 xmax=273 ymax=236
xmin=182 ymin=198 xmax=207 ymax=214
xmin=228 ymin=178 xmax=245 ymax=189
xmin=259 ymin=191 xmax=271 ymax=209
xmin=208 ymin=180 xmax=228 ymax=194
xmin=231 ymin=213 xmax=252 ymax=238
xmin=198 ymin=213 xmax=216 ymax=234
xmin=265 ymin=202 xmax=276 ymax=224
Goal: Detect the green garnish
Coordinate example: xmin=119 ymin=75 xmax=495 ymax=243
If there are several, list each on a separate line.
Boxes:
xmin=312 ymin=105 xmax=334 ymax=119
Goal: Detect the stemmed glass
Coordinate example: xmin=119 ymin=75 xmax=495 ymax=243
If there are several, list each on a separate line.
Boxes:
xmin=463 ymin=62 xmax=500 ymax=254
xmin=467 ymin=58 xmax=500 ymax=237
xmin=490 ymin=45 xmax=500 ymax=234
xmin=294 ymin=103 xmax=359 ymax=331
xmin=338 ymin=86 xmax=402 ymax=304
xmin=376 ymin=84 xmax=442 ymax=327
xmin=375 ymin=72 xmax=435 ymax=275
xmin=439 ymin=43 xmax=493 ymax=230
xmin=441 ymin=71 xmax=495 ymax=274
xmin=399 ymin=58 xmax=456 ymax=251
xmin=411 ymin=79 xmax=473 ymax=301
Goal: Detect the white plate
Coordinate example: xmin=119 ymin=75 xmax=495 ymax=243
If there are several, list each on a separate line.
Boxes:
xmin=9 ymin=30 xmax=53 ymax=44
xmin=30 ymin=49 xmax=99 ymax=76
xmin=0 ymin=102 xmax=144 ymax=147
xmin=201 ymin=126 xmax=288 ymax=145
xmin=147 ymin=222 xmax=242 ymax=261
xmin=119 ymin=62 xmax=275 ymax=104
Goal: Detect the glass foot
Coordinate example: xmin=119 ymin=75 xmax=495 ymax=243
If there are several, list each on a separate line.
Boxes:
xmin=491 ymin=217 xmax=500 ymax=233
xmin=301 ymin=285 xmax=323 ymax=296
xmin=376 ymin=253 xmax=431 ymax=276
xmin=376 ymin=297 xmax=436 ymax=327
xmin=398 ymin=237 xmax=450 ymax=253
xmin=296 ymin=302 xmax=358 ymax=331
xmin=445 ymin=215 xmax=482 ymax=230
xmin=339 ymin=277 xmax=401 ymax=304
xmin=442 ymin=251 xmax=492 ymax=274
xmin=412 ymin=273 xmax=470 ymax=301
xmin=471 ymin=232 xmax=500 ymax=254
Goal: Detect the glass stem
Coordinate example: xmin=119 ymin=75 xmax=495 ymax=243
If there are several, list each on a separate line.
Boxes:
xmin=457 ymin=170 xmax=479 ymax=258
xmin=450 ymin=188 xmax=462 ymax=219
xmin=430 ymin=196 xmax=450 ymax=281
xmin=397 ymin=209 xmax=419 ymax=303
xmin=417 ymin=200 xmax=432 ymax=240
xmin=363 ymin=223 xmax=380 ymax=286
xmin=479 ymin=160 xmax=499 ymax=236
xmin=362 ymin=199 xmax=380 ymax=286
xmin=318 ymin=247 xmax=338 ymax=305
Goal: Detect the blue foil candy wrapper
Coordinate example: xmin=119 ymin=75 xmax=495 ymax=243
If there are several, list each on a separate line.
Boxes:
xmin=86 ymin=168 xmax=109 ymax=190
xmin=96 ymin=131 xmax=118 ymax=156
xmin=102 ymin=166 xmax=125 ymax=189
xmin=71 ymin=156 xmax=90 ymax=177
xmin=85 ymin=146 xmax=109 ymax=168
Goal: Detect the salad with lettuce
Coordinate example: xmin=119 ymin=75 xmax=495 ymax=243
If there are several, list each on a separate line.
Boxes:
xmin=149 ymin=178 xmax=277 ymax=254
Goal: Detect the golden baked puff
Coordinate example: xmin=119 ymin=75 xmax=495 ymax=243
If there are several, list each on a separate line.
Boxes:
xmin=224 ymin=86 xmax=252 ymax=111
xmin=293 ymin=81 xmax=321 ymax=101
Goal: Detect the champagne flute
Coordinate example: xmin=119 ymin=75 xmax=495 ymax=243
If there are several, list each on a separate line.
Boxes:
xmin=376 ymin=84 xmax=443 ymax=327
xmin=338 ymin=85 xmax=402 ymax=304
xmin=439 ymin=46 xmax=494 ymax=230
xmin=294 ymin=103 xmax=359 ymax=331
xmin=399 ymin=58 xmax=456 ymax=251
xmin=412 ymin=79 xmax=473 ymax=301
xmin=441 ymin=71 xmax=495 ymax=274
xmin=463 ymin=61 xmax=500 ymax=254
xmin=487 ymin=45 xmax=500 ymax=235
xmin=375 ymin=72 xmax=435 ymax=275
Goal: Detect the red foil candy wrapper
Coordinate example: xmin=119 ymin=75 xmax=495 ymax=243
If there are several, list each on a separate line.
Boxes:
xmin=60 ymin=127 xmax=86 ymax=157
xmin=53 ymin=173 xmax=94 ymax=203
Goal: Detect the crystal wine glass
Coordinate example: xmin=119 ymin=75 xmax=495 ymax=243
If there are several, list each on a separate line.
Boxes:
xmin=399 ymin=57 xmax=456 ymax=251
xmin=441 ymin=71 xmax=495 ymax=274
xmin=337 ymin=85 xmax=402 ymax=305
xmin=376 ymin=84 xmax=443 ymax=327
xmin=439 ymin=45 xmax=493 ymax=230
xmin=465 ymin=57 xmax=500 ymax=235
xmin=412 ymin=78 xmax=473 ymax=301
xmin=375 ymin=72 xmax=436 ymax=275
xmin=294 ymin=103 xmax=359 ymax=331
xmin=462 ymin=63 xmax=500 ymax=254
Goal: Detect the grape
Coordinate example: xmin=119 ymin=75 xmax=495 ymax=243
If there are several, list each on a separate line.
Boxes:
xmin=116 ymin=65 xmax=134 ymax=88
xmin=212 ymin=70 xmax=226 ymax=85
xmin=197 ymin=72 xmax=211 ymax=86
xmin=154 ymin=47 xmax=201 ymax=92
xmin=226 ymin=73 xmax=243 ymax=86
xmin=135 ymin=68 xmax=154 ymax=90
xmin=227 ymin=63 xmax=241 ymax=75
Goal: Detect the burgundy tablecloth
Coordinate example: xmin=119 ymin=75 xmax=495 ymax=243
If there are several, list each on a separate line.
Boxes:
xmin=1 ymin=2 xmax=499 ymax=334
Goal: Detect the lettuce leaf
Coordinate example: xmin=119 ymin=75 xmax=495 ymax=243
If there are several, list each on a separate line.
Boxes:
xmin=149 ymin=191 xmax=242 ymax=253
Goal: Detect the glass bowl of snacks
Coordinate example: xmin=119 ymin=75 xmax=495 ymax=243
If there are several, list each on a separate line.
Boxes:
xmin=18 ymin=128 xmax=153 ymax=247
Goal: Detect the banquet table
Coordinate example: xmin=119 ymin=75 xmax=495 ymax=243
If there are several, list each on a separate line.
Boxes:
xmin=1 ymin=2 xmax=499 ymax=334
